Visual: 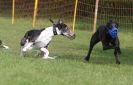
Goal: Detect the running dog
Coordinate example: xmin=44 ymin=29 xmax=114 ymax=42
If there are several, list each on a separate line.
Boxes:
xmin=85 ymin=20 xmax=121 ymax=64
xmin=20 ymin=19 xmax=76 ymax=59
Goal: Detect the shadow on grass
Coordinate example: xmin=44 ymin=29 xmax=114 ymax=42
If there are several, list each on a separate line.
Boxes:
xmin=16 ymin=46 xmax=133 ymax=66
xmin=120 ymin=47 xmax=133 ymax=65
xmin=55 ymin=46 xmax=133 ymax=65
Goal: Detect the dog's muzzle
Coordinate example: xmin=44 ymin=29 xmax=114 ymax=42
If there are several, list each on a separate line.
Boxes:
xmin=108 ymin=26 xmax=118 ymax=39
xmin=63 ymin=32 xmax=76 ymax=40
xmin=68 ymin=33 xmax=76 ymax=40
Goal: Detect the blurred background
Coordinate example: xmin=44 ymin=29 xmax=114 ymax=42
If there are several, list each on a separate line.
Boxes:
xmin=0 ymin=0 xmax=132 ymax=31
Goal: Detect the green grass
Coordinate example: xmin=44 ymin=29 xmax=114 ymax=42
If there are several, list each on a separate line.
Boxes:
xmin=0 ymin=17 xmax=133 ymax=85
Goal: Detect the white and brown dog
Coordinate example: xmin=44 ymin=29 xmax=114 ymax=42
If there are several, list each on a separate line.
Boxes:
xmin=20 ymin=19 xmax=75 ymax=59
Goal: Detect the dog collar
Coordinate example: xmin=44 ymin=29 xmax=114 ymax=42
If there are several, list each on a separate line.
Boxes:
xmin=53 ymin=26 xmax=58 ymax=35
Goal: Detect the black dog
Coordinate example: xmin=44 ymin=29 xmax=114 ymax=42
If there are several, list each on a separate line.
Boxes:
xmin=85 ymin=20 xmax=121 ymax=64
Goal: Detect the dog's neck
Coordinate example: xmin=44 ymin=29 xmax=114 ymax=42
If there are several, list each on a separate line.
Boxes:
xmin=44 ymin=26 xmax=61 ymax=37
xmin=52 ymin=26 xmax=61 ymax=36
xmin=53 ymin=26 xmax=61 ymax=35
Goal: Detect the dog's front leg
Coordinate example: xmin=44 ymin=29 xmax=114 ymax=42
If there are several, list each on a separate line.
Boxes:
xmin=40 ymin=48 xmax=55 ymax=59
xmin=115 ymin=37 xmax=121 ymax=54
xmin=114 ymin=48 xmax=120 ymax=64
xmin=114 ymin=37 xmax=121 ymax=64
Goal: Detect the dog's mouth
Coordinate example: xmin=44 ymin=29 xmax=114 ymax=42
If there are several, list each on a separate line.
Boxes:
xmin=67 ymin=34 xmax=76 ymax=40
xmin=63 ymin=32 xmax=76 ymax=40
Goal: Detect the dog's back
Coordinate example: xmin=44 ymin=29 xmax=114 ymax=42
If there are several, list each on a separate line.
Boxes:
xmin=97 ymin=24 xmax=107 ymax=33
xmin=93 ymin=24 xmax=108 ymax=40
xmin=20 ymin=28 xmax=45 ymax=46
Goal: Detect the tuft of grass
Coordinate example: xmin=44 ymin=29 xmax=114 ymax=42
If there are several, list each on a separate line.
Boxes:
xmin=0 ymin=17 xmax=133 ymax=85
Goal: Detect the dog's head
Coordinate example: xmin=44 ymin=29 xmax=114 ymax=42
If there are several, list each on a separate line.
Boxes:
xmin=49 ymin=19 xmax=76 ymax=40
xmin=106 ymin=20 xmax=119 ymax=29
xmin=106 ymin=20 xmax=119 ymax=39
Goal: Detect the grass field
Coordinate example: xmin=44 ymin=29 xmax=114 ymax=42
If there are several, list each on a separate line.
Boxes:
xmin=0 ymin=18 xmax=133 ymax=85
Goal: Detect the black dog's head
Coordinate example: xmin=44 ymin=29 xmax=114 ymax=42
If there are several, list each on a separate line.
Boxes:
xmin=49 ymin=19 xmax=76 ymax=39
xmin=106 ymin=20 xmax=119 ymax=29
xmin=106 ymin=20 xmax=119 ymax=39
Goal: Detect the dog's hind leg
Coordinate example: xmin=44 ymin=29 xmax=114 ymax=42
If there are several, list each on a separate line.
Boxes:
xmin=20 ymin=42 xmax=33 ymax=57
xmin=85 ymin=33 xmax=100 ymax=61
xmin=41 ymin=48 xmax=55 ymax=59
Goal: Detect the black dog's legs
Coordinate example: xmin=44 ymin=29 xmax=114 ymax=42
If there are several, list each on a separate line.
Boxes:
xmin=114 ymin=47 xmax=120 ymax=64
xmin=114 ymin=38 xmax=121 ymax=64
xmin=85 ymin=33 xmax=100 ymax=61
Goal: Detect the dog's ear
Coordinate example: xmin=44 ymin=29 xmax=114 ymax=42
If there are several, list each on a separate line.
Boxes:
xmin=106 ymin=19 xmax=113 ymax=28
xmin=106 ymin=22 xmax=111 ymax=29
xmin=49 ymin=18 xmax=55 ymax=24
xmin=58 ymin=19 xmax=63 ymax=24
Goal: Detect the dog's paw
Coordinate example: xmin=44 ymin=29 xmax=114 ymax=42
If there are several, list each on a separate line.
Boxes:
xmin=116 ymin=61 xmax=121 ymax=64
xmin=84 ymin=57 xmax=90 ymax=61
xmin=1 ymin=45 xmax=9 ymax=49
xmin=83 ymin=59 xmax=89 ymax=63
xmin=42 ymin=56 xmax=56 ymax=59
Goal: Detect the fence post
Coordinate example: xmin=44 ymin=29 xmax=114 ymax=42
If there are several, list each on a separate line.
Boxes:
xmin=93 ymin=0 xmax=99 ymax=33
xmin=72 ymin=0 xmax=78 ymax=32
xmin=12 ymin=0 xmax=15 ymax=24
xmin=33 ymin=0 xmax=39 ymax=27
